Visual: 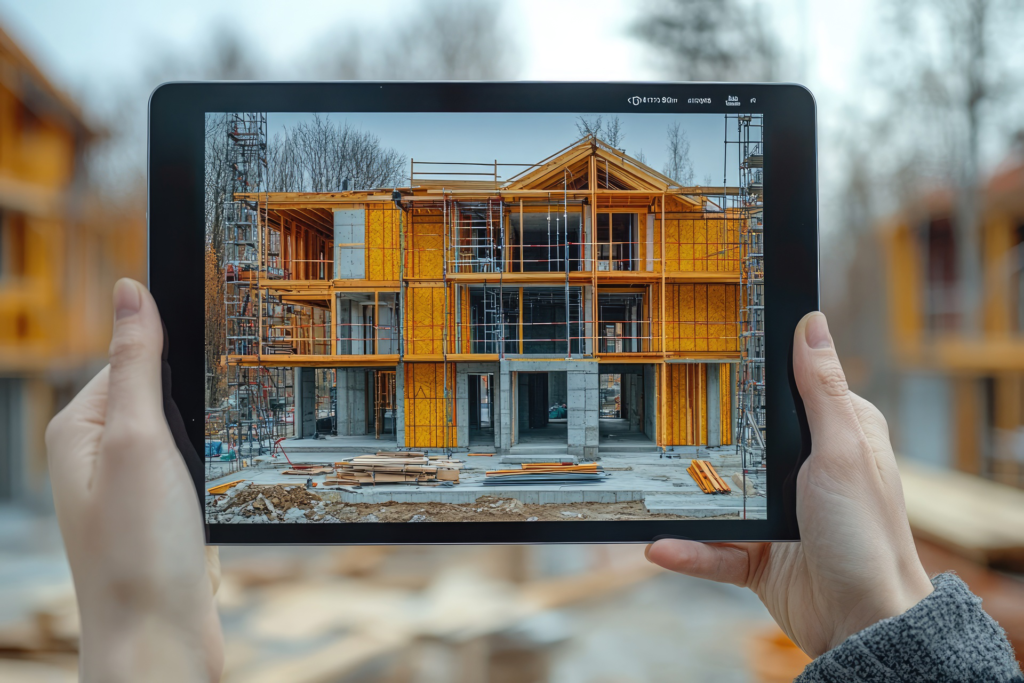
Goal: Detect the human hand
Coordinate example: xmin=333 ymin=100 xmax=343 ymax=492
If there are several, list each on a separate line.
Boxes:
xmin=46 ymin=279 xmax=222 ymax=682
xmin=646 ymin=312 xmax=933 ymax=657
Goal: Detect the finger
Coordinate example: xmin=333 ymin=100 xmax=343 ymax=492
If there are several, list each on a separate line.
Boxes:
xmin=645 ymin=539 xmax=753 ymax=587
xmin=105 ymin=279 xmax=165 ymax=429
xmin=792 ymin=313 xmax=864 ymax=451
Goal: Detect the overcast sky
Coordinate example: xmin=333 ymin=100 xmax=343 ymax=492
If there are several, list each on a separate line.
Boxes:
xmin=267 ymin=112 xmax=746 ymax=186
xmin=0 ymin=0 xmax=871 ymax=235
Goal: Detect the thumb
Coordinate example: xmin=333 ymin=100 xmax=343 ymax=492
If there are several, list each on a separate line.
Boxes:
xmin=105 ymin=278 xmax=165 ymax=430
xmin=793 ymin=312 xmax=862 ymax=450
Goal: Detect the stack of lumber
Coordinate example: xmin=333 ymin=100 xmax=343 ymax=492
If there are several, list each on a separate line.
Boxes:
xmin=899 ymin=457 xmax=1024 ymax=571
xmin=281 ymin=466 xmax=333 ymax=475
xmin=688 ymin=460 xmax=731 ymax=494
xmin=484 ymin=462 xmax=607 ymax=485
xmin=325 ymin=452 xmax=463 ymax=486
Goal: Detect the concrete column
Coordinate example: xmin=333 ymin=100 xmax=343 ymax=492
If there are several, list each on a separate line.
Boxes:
xmin=583 ymin=363 xmax=599 ymax=460
xmin=294 ymin=367 xmax=316 ymax=438
xmin=395 ymin=362 xmax=405 ymax=447
xmin=707 ymin=364 xmax=721 ymax=447
xmin=499 ymin=360 xmax=513 ymax=451
xmin=336 ymin=368 xmax=368 ymax=436
xmin=644 ymin=364 xmax=657 ymax=441
xmin=567 ymin=362 xmax=599 ymax=460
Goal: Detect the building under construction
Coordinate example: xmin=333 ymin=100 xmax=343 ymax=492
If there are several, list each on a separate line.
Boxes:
xmin=211 ymin=112 xmax=765 ymax=491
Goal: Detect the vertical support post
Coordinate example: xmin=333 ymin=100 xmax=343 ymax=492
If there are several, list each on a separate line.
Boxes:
xmin=661 ymin=193 xmax=667 ymax=357
xmin=331 ymin=291 xmax=338 ymax=356
xmin=374 ymin=290 xmax=379 ymax=355
xmin=518 ymin=287 xmax=524 ymax=355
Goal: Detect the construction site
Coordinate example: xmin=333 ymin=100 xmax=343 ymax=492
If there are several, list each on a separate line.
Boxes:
xmin=204 ymin=112 xmax=766 ymax=522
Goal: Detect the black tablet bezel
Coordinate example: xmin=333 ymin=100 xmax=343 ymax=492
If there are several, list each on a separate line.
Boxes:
xmin=148 ymin=81 xmax=817 ymax=545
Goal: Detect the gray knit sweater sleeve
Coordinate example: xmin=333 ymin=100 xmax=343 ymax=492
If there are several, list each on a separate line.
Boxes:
xmin=796 ymin=573 xmax=1023 ymax=683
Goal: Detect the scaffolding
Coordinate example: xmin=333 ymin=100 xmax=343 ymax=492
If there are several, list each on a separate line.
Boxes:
xmin=728 ymin=113 xmax=766 ymax=470
xmin=222 ymin=113 xmax=292 ymax=458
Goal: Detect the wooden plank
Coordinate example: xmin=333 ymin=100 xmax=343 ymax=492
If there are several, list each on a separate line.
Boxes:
xmin=208 ymin=479 xmax=246 ymax=495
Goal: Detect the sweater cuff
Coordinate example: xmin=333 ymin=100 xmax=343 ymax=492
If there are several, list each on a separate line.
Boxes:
xmin=796 ymin=573 xmax=1022 ymax=683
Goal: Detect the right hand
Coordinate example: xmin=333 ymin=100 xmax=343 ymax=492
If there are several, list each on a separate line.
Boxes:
xmin=646 ymin=312 xmax=934 ymax=657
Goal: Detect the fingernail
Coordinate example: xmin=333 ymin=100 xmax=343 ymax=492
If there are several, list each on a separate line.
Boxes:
xmin=114 ymin=279 xmax=142 ymax=321
xmin=805 ymin=312 xmax=831 ymax=349
xmin=644 ymin=543 xmax=652 ymax=562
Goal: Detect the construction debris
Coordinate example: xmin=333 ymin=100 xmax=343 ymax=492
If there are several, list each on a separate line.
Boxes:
xmin=326 ymin=453 xmax=464 ymax=487
xmin=688 ymin=460 xmax=732 ymax=494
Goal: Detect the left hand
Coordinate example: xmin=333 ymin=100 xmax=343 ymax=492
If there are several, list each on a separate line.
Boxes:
xmin=46 ymin=278 xmax=222 ymax=683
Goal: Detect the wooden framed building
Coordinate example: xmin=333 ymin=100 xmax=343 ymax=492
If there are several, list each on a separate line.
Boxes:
xmin=218 ymin=127 xmax=764 ymax=463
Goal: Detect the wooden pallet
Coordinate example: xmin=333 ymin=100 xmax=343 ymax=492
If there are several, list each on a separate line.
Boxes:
xmin=687 ymin=460 xmax=731 ymax=494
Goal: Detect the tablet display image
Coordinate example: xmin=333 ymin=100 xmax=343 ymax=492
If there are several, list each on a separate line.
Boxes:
xmin=203 ymin=110 xmax=766 ymax=525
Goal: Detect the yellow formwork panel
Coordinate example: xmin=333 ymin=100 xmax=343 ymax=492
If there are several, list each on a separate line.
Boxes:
xmin=365 ymin=203 xmax=400 ymax=280
xmin=662 ymin=363 xmax=731 ymax=446
xmin=720 ymin=363 xmax=732 ymax=445
xmin=404 ymin=362 xmax=456 ymax=448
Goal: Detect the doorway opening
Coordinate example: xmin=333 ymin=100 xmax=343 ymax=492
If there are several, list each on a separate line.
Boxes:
xmin=515 ymin=371 xmax=568 ymax=445
xmin=468 ymin=373 xmax=495 ymax=446
xmin=599 ymin=368 xmax=656 ymax=446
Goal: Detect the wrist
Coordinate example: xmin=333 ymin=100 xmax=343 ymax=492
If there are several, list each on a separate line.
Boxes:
xmin=834 ymin=565 xmax=934 ymax=651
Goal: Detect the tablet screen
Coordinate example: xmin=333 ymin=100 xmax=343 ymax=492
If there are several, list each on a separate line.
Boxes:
xmin=203 ymin=110 xmax=766 ymax=525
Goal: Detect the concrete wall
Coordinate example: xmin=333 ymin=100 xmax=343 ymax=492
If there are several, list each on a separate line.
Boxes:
xmin=294 ymin=367 xmax=316 ymax=438
xmin=548 ymin=371 xmax=567 ymax=406
xmin=644 ymin=364 xmax=657 ymax=441
xmin=334 ymin=208 xmax=365 ymax=279
xmin=706 ymin=364 xmax=721 ymax=446
xmin=336 ymin=368 xmax=368 ymax=436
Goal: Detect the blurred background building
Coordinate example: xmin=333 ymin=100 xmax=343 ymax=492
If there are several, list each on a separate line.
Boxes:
xmin=0 ymin=0 xmax=1022 ymax=680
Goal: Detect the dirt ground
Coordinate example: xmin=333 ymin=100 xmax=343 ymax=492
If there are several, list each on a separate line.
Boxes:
xmin=210 ymin=485 xmax=738 ymax=523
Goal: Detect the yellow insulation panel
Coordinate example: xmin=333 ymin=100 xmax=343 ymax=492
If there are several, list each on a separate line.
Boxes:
xmin=365 ymin=203 xmax=400 ymax=280
xmin=658 ymin=212 xmax=742 ymax=272
xmin=407 ymin=209 xmax=444 ymax=279
xmin=404 ymin=362 xmax=456 ymax=448
xmin=405 ymin=285 xmax=446 ymax=355
xmin=663 ymin=284 xmax=739 ymax=352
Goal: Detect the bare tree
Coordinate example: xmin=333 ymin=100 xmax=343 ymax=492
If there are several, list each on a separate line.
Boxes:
xmin=631 ymin=0 xmax=780 ymax=81
xmin=604 ymin=116 xmax=625 ymax=149
xmin=663 ymin=122 xmax=694 ymax=185
xmin=575 ymin=115 xmax=603 ymax=140
xmin=268 ymin=115 xmax=407 ymax=192
xmin=575 ymin=115 xmax=625 ymax=149
xmin=316 ymin=1 xmax=518 ymax=80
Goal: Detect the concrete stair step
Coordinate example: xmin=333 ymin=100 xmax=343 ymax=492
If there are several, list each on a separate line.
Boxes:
xmin=500 ymin=454 xmax=579 ymax=464
xmin=597 ymin=444 xmax=661 ymax=454
xmin=509 ymin=445 xmax=569 ymax=455
xmin=644 ymin=493 xmax=767 ymax=518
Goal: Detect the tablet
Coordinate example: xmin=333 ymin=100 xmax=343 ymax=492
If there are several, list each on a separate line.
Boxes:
xmin=148 ymin=82 xmax=817 ymax=544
